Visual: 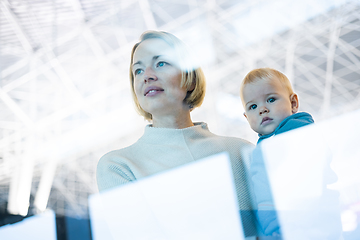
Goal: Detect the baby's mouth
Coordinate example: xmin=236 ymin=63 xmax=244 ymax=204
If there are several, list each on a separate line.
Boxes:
xmin=261 ymin=117 xmax=272 ymax=125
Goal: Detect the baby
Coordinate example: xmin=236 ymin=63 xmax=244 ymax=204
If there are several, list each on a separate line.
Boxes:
xmin=239 ymin=67 xmax=314 ymax=236
xmin=240 ymin=67 xmax=314 ymax=142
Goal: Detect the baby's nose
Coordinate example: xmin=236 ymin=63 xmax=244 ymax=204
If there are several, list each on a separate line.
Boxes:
xmin=259 ymin=107 xmax=269 ymax=114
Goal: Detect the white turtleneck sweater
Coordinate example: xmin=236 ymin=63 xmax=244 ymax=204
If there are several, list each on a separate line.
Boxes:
xmin=96 ymin=122 xmax=257 ymax=236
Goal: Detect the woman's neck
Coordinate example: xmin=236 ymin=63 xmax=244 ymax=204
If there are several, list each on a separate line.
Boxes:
xmin=151 ymin=113 xmax=194 ymax=129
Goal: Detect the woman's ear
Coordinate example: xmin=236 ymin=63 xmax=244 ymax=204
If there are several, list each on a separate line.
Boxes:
xmin=188 ymin=80 xmax=196 ymax=91
xmin=290 ymin=93 xmax=299 ymax=114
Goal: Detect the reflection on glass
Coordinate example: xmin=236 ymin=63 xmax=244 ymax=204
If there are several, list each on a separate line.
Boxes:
xmin=258 ymin=109 xmax=360 ymax=239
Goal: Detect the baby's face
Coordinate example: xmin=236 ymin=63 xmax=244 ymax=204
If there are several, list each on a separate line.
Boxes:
xmin=242 ymin=78 xmax=297 ymax=136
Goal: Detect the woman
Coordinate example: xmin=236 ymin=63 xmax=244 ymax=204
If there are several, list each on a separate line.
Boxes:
xmin=96 ymin=30 xmax=256 ymax=236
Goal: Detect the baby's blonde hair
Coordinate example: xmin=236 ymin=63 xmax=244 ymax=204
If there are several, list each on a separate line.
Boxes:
xmin=240 ymin=67 xmax=294 ymax=104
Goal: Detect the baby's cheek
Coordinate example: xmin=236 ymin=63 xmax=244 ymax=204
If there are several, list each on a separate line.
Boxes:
xmin=250 ymin=119 xmax=258 ymax=129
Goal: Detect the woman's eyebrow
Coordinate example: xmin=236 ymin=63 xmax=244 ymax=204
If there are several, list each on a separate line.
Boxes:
xmin=133 ymin=55 xmax=162 ymax=67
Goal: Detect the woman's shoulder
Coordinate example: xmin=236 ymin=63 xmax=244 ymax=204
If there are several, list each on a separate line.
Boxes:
xmin=196 ymin=122 xmax=254 ymax=144
xmin=96 ymin=145 xmax=139 ymax=188
xmin=98 ymin=143 xmax=138 ymax=164
xmin=209 ymin=132 xmax=254 ymax=147
xmin=203 ymin=132 xmax=255 ymax=166
xmin=218 ymin=135 xmax=255 ymax=159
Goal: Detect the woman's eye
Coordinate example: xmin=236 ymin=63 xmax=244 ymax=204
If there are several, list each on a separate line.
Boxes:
xmin=249 ymin=104 xmax=257 ymax=110
xmin=157 ymin=61 xmax=167 ymax=67
xmin=268 ymin=97 xmax=275 ymax=103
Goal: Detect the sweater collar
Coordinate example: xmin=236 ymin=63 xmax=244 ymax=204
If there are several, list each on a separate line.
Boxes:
xmin=146 ymin=122 xmax=207 ymax=130
xmin=139 ymin=122 xmax=209 ymax=143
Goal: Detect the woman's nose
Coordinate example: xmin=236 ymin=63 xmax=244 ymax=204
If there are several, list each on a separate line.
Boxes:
xmin=144 ymin=67 xmax=157 ymax=83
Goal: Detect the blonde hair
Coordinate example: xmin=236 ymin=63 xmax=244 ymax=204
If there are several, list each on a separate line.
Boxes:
xmin=240 ymin=67 xmax=294 ymax=104
xmin=129 ymin=30 xmax=206 ymax=120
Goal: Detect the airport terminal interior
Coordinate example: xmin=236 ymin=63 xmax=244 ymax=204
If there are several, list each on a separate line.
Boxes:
xmin=0 ymin=0 xmax=360 ymax=239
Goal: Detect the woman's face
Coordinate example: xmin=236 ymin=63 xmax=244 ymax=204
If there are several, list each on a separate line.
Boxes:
xmin=132 ymin=38 xmax=189 ymax=118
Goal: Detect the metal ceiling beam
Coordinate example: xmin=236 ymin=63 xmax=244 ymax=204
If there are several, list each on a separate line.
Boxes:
xmin=7 ymin=134 xmax=35 ymax=216
xmin=139 ymin=0 xmax=158 ymax=29
xmin=0 ymin=1 xmax=34 ymax=54
xmin=0 ymin=1 xmax=35 ymax=128
xmin=0 ymin=88 xmax=34 ymax=128
xmin=34 ymin=158 xmax=59 ymax=212
xmin=52 ymin=178 xmax=87 ymax=216
xmin=322 ymin=23 xmax=341 ymax=116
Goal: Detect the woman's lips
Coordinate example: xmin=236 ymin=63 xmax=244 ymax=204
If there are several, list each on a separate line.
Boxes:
xmin=261 ymin=117 xmax=273 ymax=125
xmin=144 ymin=86 xmax=164 ymax=96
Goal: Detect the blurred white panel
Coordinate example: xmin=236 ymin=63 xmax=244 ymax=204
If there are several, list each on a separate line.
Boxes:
xmin=89 ymin=152 xmax=244 ymax=240
xmin=0 ymin=210 xmax=56 ymax=240
xmin=261 ymin=109 xmax=360 ymax=239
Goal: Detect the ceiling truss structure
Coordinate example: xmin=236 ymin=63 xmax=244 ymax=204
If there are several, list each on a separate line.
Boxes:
xmin=0 ymin=0 xmax=359 ymax=218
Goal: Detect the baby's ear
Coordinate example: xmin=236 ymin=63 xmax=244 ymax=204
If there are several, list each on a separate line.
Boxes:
xmin=290 ymin=93 xmax=299 ymax=113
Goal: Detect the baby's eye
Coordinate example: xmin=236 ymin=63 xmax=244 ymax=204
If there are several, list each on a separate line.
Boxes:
xmin=267 ymin=97 xmax=276 ymax=103
xmin=134 ymin=69 xmax=143 ymax=76
xmin=249 ymin=104 xmax=257 ymax=110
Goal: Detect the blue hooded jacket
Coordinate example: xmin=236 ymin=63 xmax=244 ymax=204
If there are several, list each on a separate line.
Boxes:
xmin=257 ymin=112 xmax=314 ymax=144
